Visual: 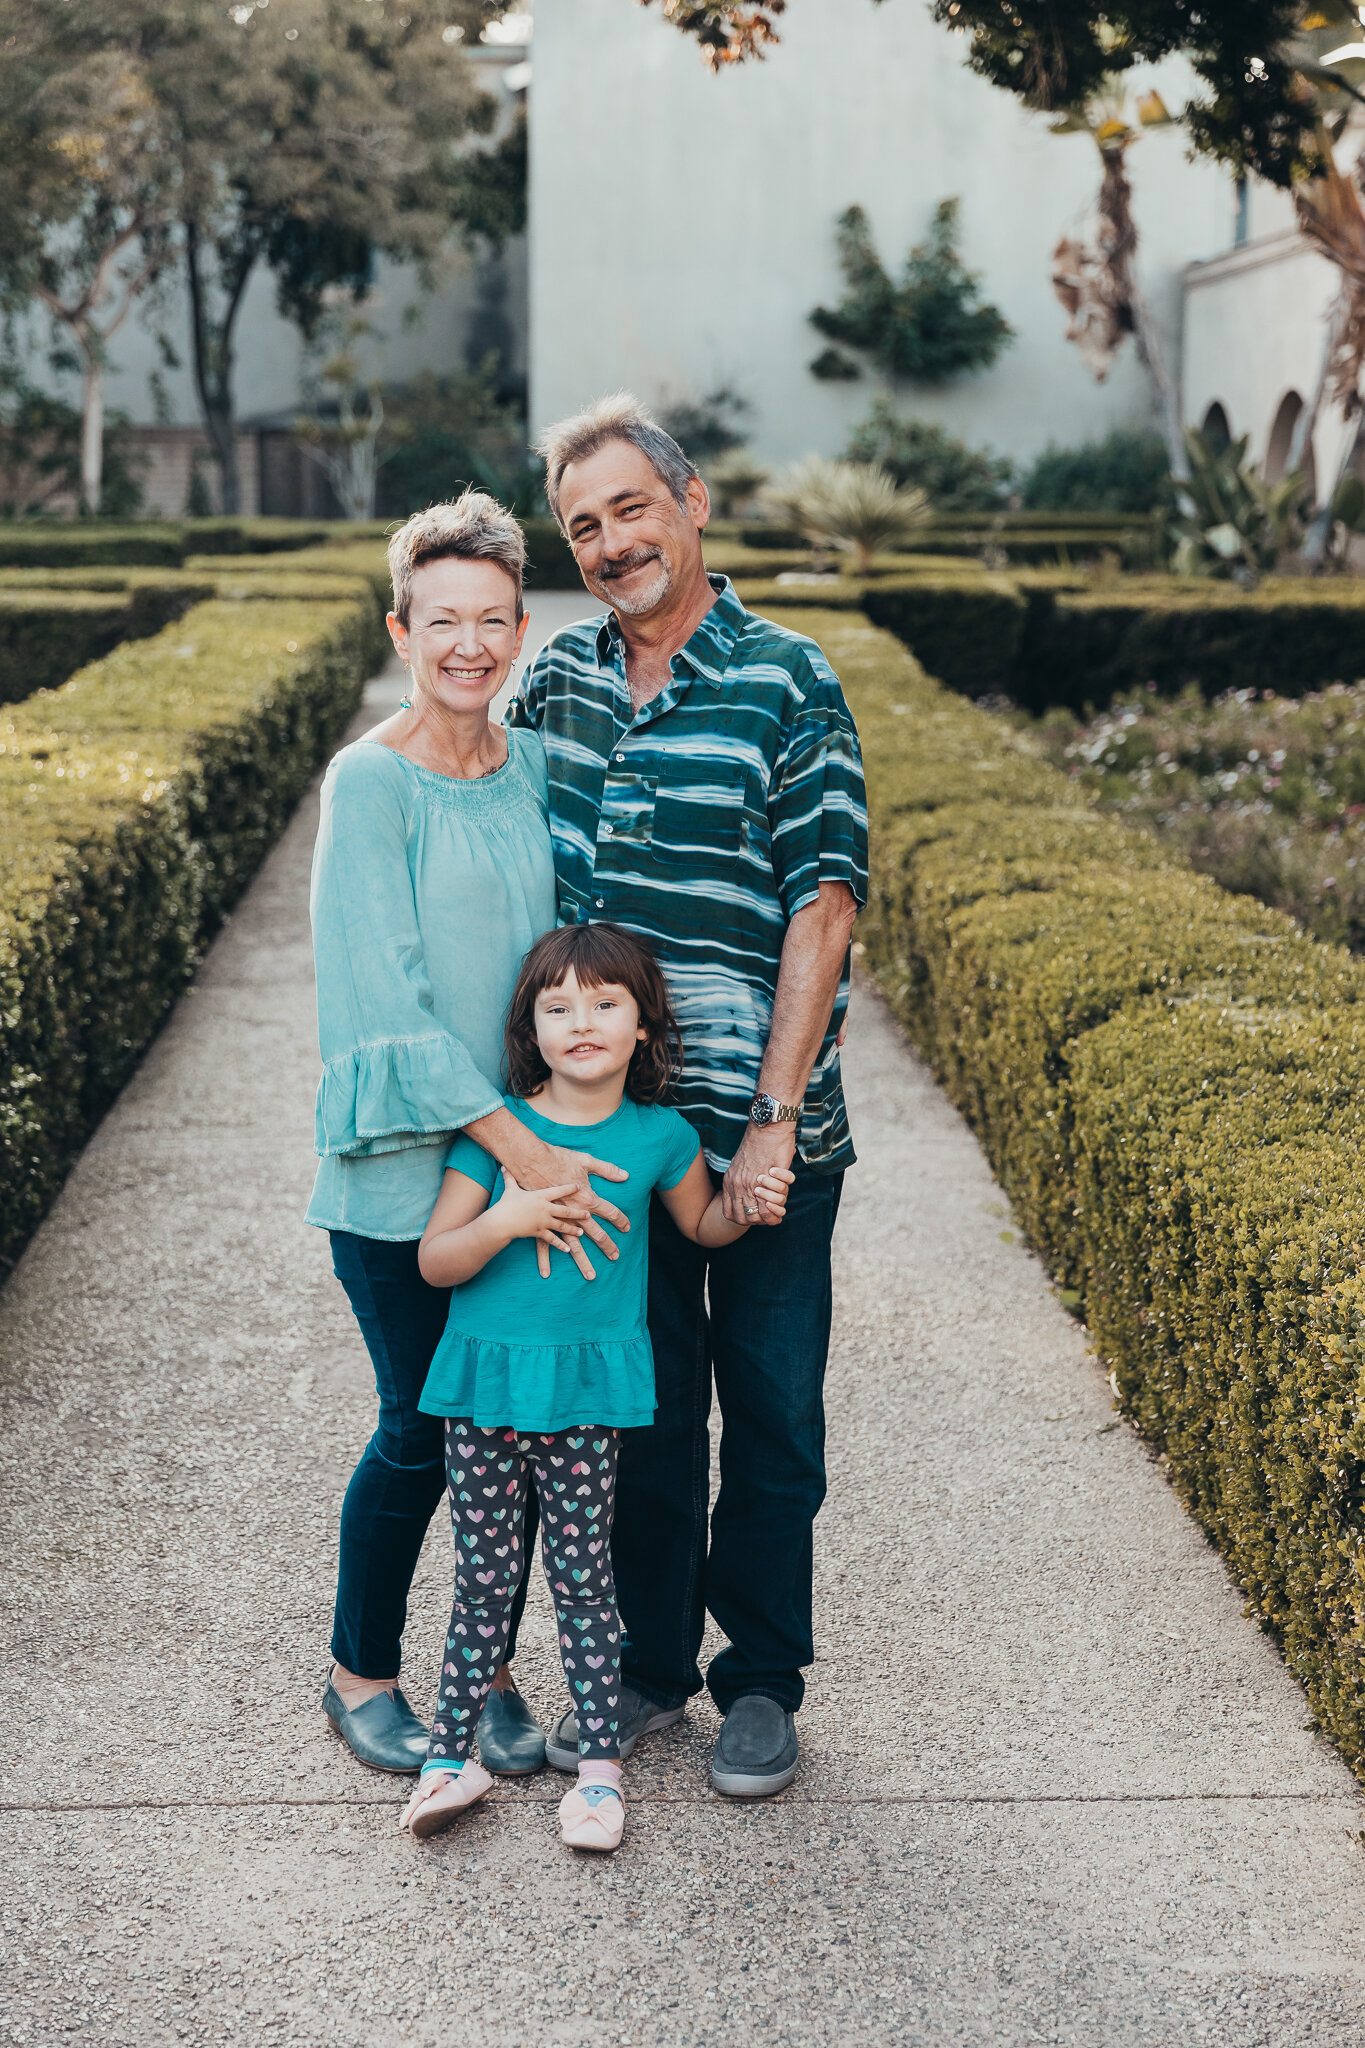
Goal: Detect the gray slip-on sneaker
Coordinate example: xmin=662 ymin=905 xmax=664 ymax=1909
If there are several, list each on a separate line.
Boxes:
xmin=322 ymin=1677 xmax=428 ymax=1774
xmin=475 ymin=1683 xmax=546 ymax=1775
xmin=545 ymin=1682 xmax=686 ymax=1771
xmin=710 ymin=1694 xmax=799 ymax=1798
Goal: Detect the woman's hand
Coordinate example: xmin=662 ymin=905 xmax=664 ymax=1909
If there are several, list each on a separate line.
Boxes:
xmin=459 ymin=1106 xmax=631 ymax=1280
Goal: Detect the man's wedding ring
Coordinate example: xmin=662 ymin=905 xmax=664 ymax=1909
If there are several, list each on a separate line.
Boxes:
xmin=745 ymin=1205 xmax=759 ymax=1216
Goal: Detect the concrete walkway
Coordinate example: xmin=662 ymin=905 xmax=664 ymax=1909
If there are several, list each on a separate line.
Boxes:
xmin=4 ymin=628 xmax=1365 ymax=2047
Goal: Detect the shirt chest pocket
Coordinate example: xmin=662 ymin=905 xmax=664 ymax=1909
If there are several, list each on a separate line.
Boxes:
xmin=649 ymin=766 xmax=755 ymax=871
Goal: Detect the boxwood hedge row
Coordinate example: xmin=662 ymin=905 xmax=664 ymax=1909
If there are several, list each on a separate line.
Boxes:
xmin=778 ymin=603 xmax=1365 ymax=1774
xmin=844 ymin=574 xmax=1365 ymax=711
xmin=0 ymin=590 xmax=376 ymax=1269
xmin=0 ymin=582 xmax=213 ymax=703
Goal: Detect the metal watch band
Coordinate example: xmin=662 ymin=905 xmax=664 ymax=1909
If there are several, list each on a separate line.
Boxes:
xmin=750 ymin=1093 xmax=801 ymax=1126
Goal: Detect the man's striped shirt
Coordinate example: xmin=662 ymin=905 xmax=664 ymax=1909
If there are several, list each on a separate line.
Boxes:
xmin=506 ymin=576 xmax=868 ymax=1173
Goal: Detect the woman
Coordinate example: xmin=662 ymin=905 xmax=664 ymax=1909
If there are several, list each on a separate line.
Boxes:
xmin=308 ymin=493 xmax=625 ymax=1776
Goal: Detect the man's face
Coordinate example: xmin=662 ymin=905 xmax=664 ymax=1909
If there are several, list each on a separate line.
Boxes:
xmin=557 ymin=439 xmax=709 ymax=617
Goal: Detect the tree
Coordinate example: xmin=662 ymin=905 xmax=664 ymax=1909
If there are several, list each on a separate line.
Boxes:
xmin=294 ymin=294 xmax=387 ymax=521
xmin=154 ymin=0 xmax=517 ymax=514
xmin=0 ymin=7 xmax=177 ymax=513
xmin=810 ymin=199 xmax=1012 ymax=385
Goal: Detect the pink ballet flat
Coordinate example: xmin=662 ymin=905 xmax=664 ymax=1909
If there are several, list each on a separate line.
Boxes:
xmin=399 ymin=1761 xmax=494 ymax=1840
xmin=558 ymin=1782 xmax=624 ymax=1852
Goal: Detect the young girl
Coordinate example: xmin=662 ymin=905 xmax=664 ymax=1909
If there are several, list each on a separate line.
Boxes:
xmin=398 ymin=923 xmax=792 ymax=1852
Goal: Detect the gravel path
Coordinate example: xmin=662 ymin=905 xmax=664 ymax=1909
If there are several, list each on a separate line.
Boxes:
xmin=4 ymin=637 xmax=1365 ymax=2046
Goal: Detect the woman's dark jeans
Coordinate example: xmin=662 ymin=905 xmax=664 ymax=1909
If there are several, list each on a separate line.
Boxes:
xmin=329 ymin=1232 xmax=534 ymax=1680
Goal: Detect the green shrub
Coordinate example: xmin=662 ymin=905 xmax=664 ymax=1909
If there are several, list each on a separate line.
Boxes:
xmin=0 ymin=524 xmax=186 ymax=569
xmin=0 ymin=582 xmax=211 ymax=704
xmin=0 ymin=592 xmax=374 ymax=1269
xmin=1022 ymin=430 xmax=1172 ymax=514
xmin=183 ymin=519 xmax=331 ymax=555
xmin=862 ymin=575 xmax=1027 ymax=696
xmin=1016 ymin=580 xmax=1365 ymax=713
xmin=519 ymin=516 xmax=580 ymax=590
xmin=790 ymin=601 xmax=1365 ymax=1775
xmin=858 ymin=569 xmax=1365 ymax=710
xmin=844 ymin=402 xmax=1014 ymax=510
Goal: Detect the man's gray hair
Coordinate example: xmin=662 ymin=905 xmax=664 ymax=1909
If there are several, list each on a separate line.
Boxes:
xmin=386 ymin=490 xmax=527 ymax=625
xmin=537 ymin=393 xmax=699 ymax=531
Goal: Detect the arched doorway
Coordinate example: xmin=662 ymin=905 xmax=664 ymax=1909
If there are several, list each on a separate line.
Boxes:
xmin=1201 ymin=401 xmax=1231 ymax=454
xmin=1265 ymin=390 xmax=1316 ymax=501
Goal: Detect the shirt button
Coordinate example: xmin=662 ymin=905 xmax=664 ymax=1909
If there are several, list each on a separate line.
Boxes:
xmin=594 ymin=897 xmax=605 ymax=910
xmin=601 ymin=821 xmax=614 ymax=837
xmin=614 ymin=753 xmax=625 ymax=763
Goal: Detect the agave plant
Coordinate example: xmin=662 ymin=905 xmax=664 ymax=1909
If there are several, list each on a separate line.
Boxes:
xmin=703 ymin=446 xmax=772 ymax=517
xmin=763 ymin=457 xmax=931 ymax=572
xmin=1170 ymin=427 xmax=1308 ymax=580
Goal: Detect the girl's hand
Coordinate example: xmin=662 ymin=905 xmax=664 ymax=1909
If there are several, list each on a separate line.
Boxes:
xmin=495 ymin=1176 xmax=585 ymax=1256
xmin=753 ymin=1165 xmax=795 ymax=1225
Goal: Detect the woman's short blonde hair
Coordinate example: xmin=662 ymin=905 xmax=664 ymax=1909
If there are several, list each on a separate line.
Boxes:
xmin=386 ymin=491 xmax=527 ymax=626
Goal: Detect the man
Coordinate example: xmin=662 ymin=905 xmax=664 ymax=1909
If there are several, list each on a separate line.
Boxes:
xmin=507 ymin=395 xmax=867 ymax=1796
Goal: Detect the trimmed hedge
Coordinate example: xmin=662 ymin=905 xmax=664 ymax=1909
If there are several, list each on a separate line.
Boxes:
xmin=1015 ymin=581 xmax=1365 ymax=712
xmin=0 ymin=525 xmax=187 ymax=569
xmin=791 ymin=601 xmax=1365 ymax=1774
xmin=0 ymin=583 xmax=211 ymax=703
xmin=855 ymin=571 xmax=1365 ymax=709
xmin=739 ymin=512 xmax=1159 ymax=568
xmin=0 ymin=592 xmax=375 ymax=1267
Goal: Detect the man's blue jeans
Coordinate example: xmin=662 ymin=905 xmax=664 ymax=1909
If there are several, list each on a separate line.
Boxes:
xmin=328 ymin=1233 xmax=534 ymax=1680
xmin=612 ymin=1156 xmax=844 ymax=1716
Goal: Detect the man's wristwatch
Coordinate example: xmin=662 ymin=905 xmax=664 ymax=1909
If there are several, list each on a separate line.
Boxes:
xmin=749 ymin=1092 xmax=801 ymax=1128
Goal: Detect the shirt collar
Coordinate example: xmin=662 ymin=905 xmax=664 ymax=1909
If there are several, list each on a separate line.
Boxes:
xmin=594 ymin=574 xmax=746 ymax=686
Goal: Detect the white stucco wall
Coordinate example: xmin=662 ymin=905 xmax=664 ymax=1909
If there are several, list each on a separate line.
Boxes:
xmin=529 ymin=0 xmax=1235 ymax=466
xmin=1182 ymin=233 xmax=1350 ymax=487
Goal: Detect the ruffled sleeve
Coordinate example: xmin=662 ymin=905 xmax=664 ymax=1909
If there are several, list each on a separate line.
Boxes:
xmin=309 ymin=745 xmax=505 ymax=1158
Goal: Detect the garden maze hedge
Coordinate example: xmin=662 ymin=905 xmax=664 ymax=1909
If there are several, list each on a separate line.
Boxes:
xmin=0 ymin=585 xmax=381 ymax=1268
xmin=770 ymin=603 xmax=1365 ymax=1777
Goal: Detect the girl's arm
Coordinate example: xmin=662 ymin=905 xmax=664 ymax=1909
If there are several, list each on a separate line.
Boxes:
xmin=658 ymin=1154 xmax=794 ymax=1250
xmin=418 ymin=1167 xmax=585 ymax=1287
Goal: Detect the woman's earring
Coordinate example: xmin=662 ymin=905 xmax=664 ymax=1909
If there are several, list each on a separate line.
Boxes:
xmin=400 ymin=659 xmax=412 ymax=712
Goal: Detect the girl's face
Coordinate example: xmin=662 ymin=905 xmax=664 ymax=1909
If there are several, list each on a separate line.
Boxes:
xmin=387 ymin=558 xmax=529 ymax=716
xmin=533 ymin=970 xmax=647 ymax=1088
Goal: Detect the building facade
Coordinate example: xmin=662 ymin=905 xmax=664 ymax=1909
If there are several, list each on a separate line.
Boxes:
xmin=527 ymin=0 xmax=1237 ymax=471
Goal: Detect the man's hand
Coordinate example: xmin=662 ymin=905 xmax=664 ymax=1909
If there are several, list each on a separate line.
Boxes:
xmin=723 ymin=1121 xmax=798 ymax=1227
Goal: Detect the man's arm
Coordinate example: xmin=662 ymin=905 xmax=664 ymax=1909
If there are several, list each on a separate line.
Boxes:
xmin=721 ymin=881 xmax=858 ymax=1226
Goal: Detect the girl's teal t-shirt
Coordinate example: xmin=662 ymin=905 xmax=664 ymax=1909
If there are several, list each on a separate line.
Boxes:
xmin=419 ymin=1094 xmax=701 ymax=1432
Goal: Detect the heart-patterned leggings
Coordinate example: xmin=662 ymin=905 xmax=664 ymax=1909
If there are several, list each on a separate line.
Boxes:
xmin=427 ymin=1420 xmax=622 ymax=1769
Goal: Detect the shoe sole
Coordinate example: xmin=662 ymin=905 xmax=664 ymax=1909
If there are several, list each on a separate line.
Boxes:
xmin=710 ymin=1757 xmax=799 ymax=1799
xmin=406 ymin=1781 xmax=493 ymax=1840
xmin=545 ymin=1704 xmax=686 ymax=1773
xmin=324 ymin=1708 xmax=424 ymax=1776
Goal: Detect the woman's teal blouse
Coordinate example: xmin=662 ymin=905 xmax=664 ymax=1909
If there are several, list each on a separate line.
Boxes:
xmin=306 ymin=729 xmax=557 ymax=1242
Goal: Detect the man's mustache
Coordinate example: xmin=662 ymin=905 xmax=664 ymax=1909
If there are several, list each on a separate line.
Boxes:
xmin=597 ymin=547 xmax=664 ymax=581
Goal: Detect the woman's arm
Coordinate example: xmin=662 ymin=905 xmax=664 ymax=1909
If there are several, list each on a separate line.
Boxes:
xmin=418 ymin=1168 xmax=586 ymax=1289
xmin=658 ymin=1154 xmax=794 ymax=1250
xmin=311 ymin=751 xmax=506 ymax=1155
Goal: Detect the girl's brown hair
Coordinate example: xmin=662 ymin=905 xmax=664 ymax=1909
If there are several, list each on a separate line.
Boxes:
xmin=504 ymin=923 xmax=682 ymax=1106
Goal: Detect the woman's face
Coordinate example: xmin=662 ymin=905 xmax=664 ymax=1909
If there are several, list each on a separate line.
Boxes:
xmin=387 ymin=557 xmax=528 ymax=716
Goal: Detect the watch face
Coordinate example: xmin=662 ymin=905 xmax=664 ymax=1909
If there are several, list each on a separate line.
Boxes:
xmin=750 ymin=1095 xmax=774 ymax=1126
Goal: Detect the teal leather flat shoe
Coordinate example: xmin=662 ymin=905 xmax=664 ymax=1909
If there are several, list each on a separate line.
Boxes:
xmin=323 ymin=1677 xmax=428 ymax=1774
xmin=476 ymin=1683 xmax=546 ymax=1775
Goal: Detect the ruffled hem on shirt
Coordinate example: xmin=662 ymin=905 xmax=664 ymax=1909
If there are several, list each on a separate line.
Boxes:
xmin=314 ymin=1034 xmax=502 ymax=1158
xmin=418 ymin=1329 xmax=656 ymax=1434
